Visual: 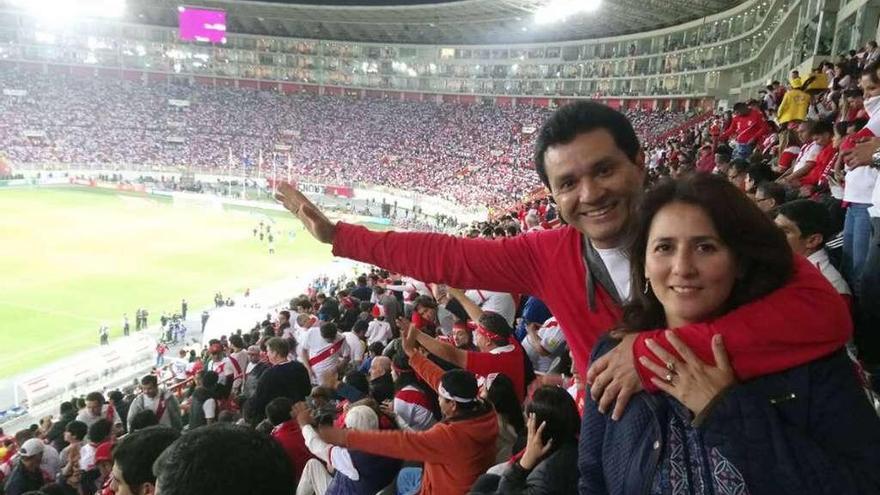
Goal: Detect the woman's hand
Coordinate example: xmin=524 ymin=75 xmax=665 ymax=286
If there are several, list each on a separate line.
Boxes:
xmin=518 ymin=412 xmax=553 ymax=471
xmin=639 ymin=331 xmax=735 ymax=417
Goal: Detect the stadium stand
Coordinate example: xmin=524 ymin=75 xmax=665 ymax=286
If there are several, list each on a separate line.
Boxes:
xmin=0 ymin=68 xmax=695 ymax=209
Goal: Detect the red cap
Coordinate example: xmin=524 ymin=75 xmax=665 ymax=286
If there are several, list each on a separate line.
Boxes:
xmin=95 ymin=441 xmax=113 ymax=463
xmin=371 ymin=304 xmax=385 ymax=318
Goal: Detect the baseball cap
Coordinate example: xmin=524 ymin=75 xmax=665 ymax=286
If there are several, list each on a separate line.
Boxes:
xmin=18 ymin=438 xmax=44 ymax=458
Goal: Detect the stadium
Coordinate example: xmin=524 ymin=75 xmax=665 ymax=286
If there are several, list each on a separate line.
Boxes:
xmin=1 ymin=0 xmax=879 ymax=493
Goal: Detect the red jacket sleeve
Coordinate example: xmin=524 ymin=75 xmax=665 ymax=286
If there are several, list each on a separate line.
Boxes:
xmin=331 ymin=222 xmax=547 ymax=296
xmin=633 ymin=256 xmax=852 ymax=392
xmin=718 ymin=117 xmax=739 ymax=140
xmin=410 ymin=352 xmax=444 ymax=393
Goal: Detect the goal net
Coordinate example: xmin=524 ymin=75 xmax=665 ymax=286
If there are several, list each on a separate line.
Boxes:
xmin=171 ymin=191 xmax=224 ymax=212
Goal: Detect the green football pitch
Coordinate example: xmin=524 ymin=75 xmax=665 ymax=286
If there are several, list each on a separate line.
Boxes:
xmin=0 ymin=186 xmax=334 ymax=378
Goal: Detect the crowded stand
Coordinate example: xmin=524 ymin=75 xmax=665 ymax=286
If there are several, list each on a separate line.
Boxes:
xmin=8 ymin=22 xmax=880 ymax=495
xmin=0 ymin=68 xmax=694 ymax=209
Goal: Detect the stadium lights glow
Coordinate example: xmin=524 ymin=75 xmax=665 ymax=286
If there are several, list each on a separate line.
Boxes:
xmin=534 ymin=0 xmax=601 ymax=25
xmin=11 ymin=0 xmax=125 ymax=23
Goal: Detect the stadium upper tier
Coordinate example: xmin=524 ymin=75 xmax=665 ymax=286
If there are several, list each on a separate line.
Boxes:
xmin=0 ymin=68 xmax=696 ymax=209
xmin=132 ymin=0 xmax=742 ymax=45
xmin=0 ymin=0 xmax=853 ymax=99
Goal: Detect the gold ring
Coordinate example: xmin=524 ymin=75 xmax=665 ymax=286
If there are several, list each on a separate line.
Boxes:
xmin=665 ymin=373 xmax=674 ymax=383
xmin=666 ymin=361 xmax=676 ymax=373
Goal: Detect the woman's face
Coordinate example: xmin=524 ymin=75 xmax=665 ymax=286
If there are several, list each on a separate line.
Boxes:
xmin=645 ymin=202 xmax=738 ymax=329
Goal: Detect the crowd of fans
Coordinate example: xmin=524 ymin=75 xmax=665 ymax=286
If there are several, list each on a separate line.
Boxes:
xmin=0 ymin=68 xmax=694 ymax=209
xmin=7 ymin=40 xmax=880 ymax=495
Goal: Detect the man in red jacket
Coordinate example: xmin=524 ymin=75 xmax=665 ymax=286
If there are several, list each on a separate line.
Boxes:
xmin=276 ymin=101 xmax=850 ymax=422
xmin=719 ymin=102 xmax=770 ymax=161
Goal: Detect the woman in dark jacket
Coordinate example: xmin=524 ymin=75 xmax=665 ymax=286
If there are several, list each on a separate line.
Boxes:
xmin=470 ymin=385 xmax=580 ymax=494
xmin=579 ymin=173 xmax=880 ymax=495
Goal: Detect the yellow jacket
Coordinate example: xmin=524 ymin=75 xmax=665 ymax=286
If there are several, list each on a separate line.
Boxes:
xmin=777 ymin=88 xmax=810 ymax=124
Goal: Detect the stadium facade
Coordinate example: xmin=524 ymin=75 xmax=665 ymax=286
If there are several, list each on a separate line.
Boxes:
xmin=0 ymin=0 xmax=876 ymax=108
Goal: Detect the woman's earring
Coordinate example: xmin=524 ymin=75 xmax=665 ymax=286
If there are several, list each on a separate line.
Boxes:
xmin=643 ymin=279 xmax=651 ymax=294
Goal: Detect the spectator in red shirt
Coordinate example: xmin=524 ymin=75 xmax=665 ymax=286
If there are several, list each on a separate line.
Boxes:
xmin=400 ymin=309 xmax=530 ymax=403
xmin=266 ymin=397 xmax=312 ymax=483
xmin=800 ymin=121 xmax=837 ymax=191
xmin=719 ymin=102 xmax=770 ymax=160
xmin=695 ymin=143 xmax=716 ymax=173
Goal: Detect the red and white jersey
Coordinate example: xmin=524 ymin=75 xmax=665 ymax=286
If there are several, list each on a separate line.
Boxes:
xmin=230 ymin=350 xmax=248 ymax=379
xmin=209 ymin=357 xmax=238 ymax=385
xmin=466 ymin=289 xmax=516 ymax=326
xmin=76 ymin=404 xmax=121 ymax=428
xmin=301 ymin=327 xmax=350 ymax=383
xmin=393 ymin=385 xmax=437 ymax=431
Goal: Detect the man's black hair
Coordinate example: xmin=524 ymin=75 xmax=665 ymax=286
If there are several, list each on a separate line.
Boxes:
xmin=129 ymin=410 xmax=159 ymax=432
xmin=368 ymin=341 xmax=385 ymax=357
xmin=809 ymin=119 xmax=834 ymax=136
xmin=757 ymin=181 xmax=787 ymax=207
xmin=265 ymin=397 xmax=294 ymax=426
xmin=439 ymin=369 xmax=479 ymax=410
xmin=534 ymin=101 xmax=640 ymax=189
xmin=776 ymin=199 xmax=833 ymax=243
xmin=113 ymin=425 xmax=179 ymax=489
xmin=85 ymin=392 xmax=105 ymax=404
xmin=730 ymin=159 xmax=750 ymax=174
xmin=153 ymin=424 xmax=294 ymax=495
xmin=747 ymin=163 xmax=775 ymax=188
xmin=59 ymin=402 xmax=75 ymax=415
xmin=352 ymin=319 xmax=369 ymax=335
xmin=88 ymin=418 xmax=112 ymax=444
xmin=344 ymin=370 xmax=370 ymax=396
xmin=141 ymin=375 xmax=158 ymax=387
xmin=319 ymin=322 xmax=338 ymax=340
xmin=200 ymin=370 xmax=219 ymax=389
xmin=65 ymin=420 xmax=88 ymax=441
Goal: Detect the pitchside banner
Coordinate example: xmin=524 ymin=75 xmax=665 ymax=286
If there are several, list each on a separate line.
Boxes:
xmin=266 ymin=178 xmax=354 ymax=198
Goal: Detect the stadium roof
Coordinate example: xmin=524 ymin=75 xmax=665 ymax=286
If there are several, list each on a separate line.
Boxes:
xmin=128 ymin=0 xmax=745 ymax=45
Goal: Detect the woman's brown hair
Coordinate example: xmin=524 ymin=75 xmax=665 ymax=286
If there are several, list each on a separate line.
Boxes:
xmin=619 ymin=172 xmax=794 ymax=332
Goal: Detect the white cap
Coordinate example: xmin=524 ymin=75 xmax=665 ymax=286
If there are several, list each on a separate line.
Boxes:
xmin=19 ymin=438 xmax=44 ymax=458
xmin=344 ymin=405 xmax=378 ymax=431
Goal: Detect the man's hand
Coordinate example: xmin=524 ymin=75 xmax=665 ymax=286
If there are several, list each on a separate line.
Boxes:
xmin=842 ymin=136 xmax=880 ymax=168
xmin=399 ymin=317 xmax=419 ymax=357
xmin=586 ymin=334 xmax=642 ymax=421
xmin=292 ymin=401 xmax=314 ymax=427
xmin=275 ymin=182 xmax=337 ymax=243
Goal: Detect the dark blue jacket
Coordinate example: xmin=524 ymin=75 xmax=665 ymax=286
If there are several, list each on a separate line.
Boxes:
xmin=579 ymin=338 xmax=880 ymax=495
xmin=326 ymin=449 xmax=401 ymax=495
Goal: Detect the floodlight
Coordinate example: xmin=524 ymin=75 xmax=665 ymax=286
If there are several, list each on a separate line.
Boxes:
xmin=534 ymin=0 xmax=602 ymax=25
xmin=10 ymin=0 xmax=125 ymax=22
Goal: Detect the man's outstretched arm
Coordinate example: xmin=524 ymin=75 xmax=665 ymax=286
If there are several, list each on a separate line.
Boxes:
xmin=588 ymin=256 xmax=851 ymax=419
xmin=276 ymin=182 xmax=546 ymax=296
xmin=633 ymin=256 xmax=851 ymax=390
